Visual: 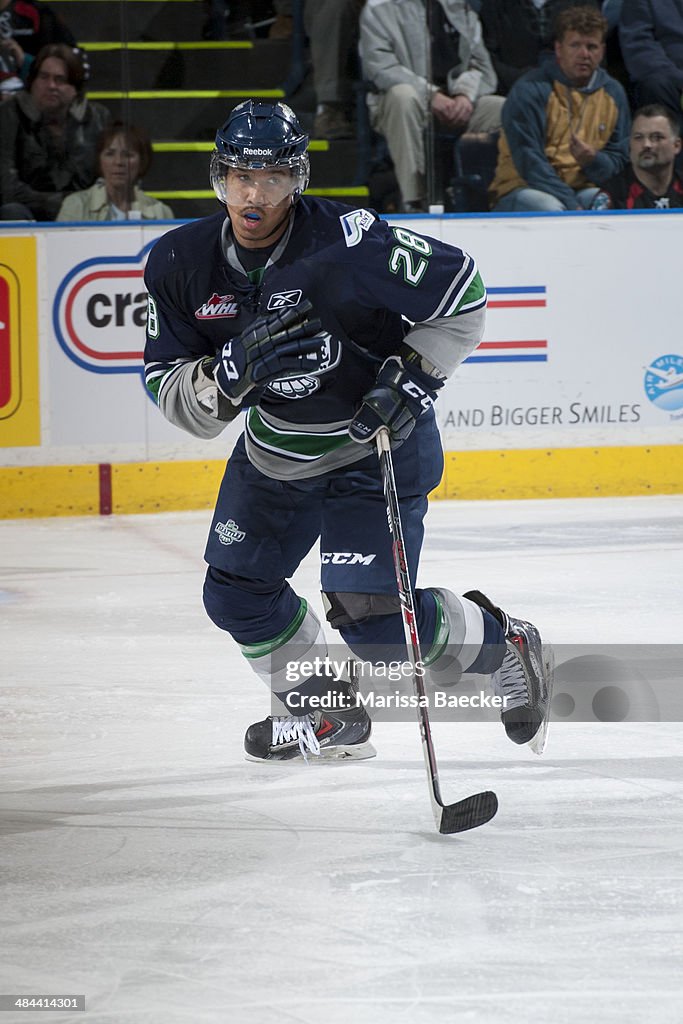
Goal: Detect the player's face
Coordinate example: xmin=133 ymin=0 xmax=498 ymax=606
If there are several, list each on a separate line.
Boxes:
xmin=555 ymin=31 xmax=605 ymax=87
xmin=630 ymin=115 xmax=682 ymax=172
xmin=225 ymin=166 xmax=295 ymax=248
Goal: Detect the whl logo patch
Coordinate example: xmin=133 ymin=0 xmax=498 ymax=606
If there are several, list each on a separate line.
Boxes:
xmin=215 ymin=519 xmax=245 ymax=545
xmin=195 ymin=293 xmax=239 ymax=319
xmin=267 ymin=289 xmax=302 ymax=310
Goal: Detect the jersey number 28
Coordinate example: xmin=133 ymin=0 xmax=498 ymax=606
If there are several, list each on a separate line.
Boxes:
xmin=389 ymin=227 xmax=432 ymax=286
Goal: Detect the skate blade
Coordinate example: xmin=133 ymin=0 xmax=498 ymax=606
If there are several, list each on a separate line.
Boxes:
xmin=245 ymin=740 xmax=377 ymax=764
xmin=528 ymin=644 xmax=555 ymax=756
xmin=318 ymin=740 xmax=377 ymax=761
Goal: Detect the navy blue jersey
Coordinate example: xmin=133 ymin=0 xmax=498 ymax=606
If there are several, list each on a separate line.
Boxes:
xmin=144 ymin=197 xmax=486 ymax=478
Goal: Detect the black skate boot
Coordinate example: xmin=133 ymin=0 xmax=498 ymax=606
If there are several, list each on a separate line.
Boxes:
xmin=244 ymin=665 xmax=376 ymax=762
xmin=464 ymin=591 xmax=554 ymax=753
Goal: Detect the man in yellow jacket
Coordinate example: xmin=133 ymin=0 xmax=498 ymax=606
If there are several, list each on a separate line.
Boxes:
xmin=489 ymin=4 xmax=630 ymax=211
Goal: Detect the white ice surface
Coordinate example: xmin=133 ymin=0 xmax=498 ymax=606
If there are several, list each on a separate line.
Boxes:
xmin=1 ymin=496 xmax=682 ymax=1024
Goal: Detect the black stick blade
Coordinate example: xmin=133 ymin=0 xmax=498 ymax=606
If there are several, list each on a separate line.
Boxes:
xmin=438 ymin=790 xmax=498 ymax=834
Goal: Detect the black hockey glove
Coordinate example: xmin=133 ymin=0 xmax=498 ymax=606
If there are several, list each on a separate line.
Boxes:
xmin=212 ymin=300 xmax=330 ymax=404
xmin=348 ymin=355 xmax=444 ymax=446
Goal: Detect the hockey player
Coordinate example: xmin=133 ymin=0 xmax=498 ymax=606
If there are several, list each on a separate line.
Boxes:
xmin=143 ymin=99 xmax=552 ymax=762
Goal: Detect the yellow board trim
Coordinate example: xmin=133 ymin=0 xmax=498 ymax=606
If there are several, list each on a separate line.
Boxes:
xmin=431 ymin=445 xmax=683 ymax=501
xmin=152 ymin=140 xmax=329 ymax=152
xmin=149 ymin=184 xmax=367 ymax=200
xmin=111 ymin=460 xmax=225 ymax=515
xmin=80 ymin=41 xmax=253 ymax=50
xmin=149 ymin=190 xmax=218 ymax=200
xmin=1 ymin=446 xmax=681 ymax=519
xmin=0 ymin=465 xmax=100 ymax=518
xmin=0 ymin=237 xmax=40 ymax=447
xmin=89 ymin=89 xmax=285 ymax=100
xmin=305 ymin=187 xmax=370 ymax=197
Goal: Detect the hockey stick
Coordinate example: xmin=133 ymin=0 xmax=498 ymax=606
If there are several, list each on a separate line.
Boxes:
xmin=376 ymin=427 xmax=498 ymax=834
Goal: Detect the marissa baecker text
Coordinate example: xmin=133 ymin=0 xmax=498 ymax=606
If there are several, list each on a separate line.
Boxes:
xmin=284 ymin=691 xmax=510 ymax=711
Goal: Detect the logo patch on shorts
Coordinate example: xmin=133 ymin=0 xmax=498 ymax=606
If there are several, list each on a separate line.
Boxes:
xmin=215 ymin=519 xmax=245 ymax=545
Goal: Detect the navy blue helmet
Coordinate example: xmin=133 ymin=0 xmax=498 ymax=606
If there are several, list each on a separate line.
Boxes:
xmin=210 ymin=100 xmax=310 ymax=205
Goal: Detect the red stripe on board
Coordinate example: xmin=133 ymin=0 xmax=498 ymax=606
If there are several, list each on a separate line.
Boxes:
xmin=488 ymin=299 xmax=546 ymax=308
xmin=479 ymin=340 xmax=547 ymax=349
xmin=99 ymin=463 xmax=112 ymax=515
xmin=64 ymin=270 xmax=145 ymax=361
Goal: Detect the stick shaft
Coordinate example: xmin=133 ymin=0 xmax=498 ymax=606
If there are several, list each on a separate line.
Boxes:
xmin=375 ymin=429 xmax=446 ymax=817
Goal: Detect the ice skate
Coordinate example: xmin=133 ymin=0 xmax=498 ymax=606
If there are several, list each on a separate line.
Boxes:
xmin=465 ymin=591 xmax=554 ymax=753
xmin=244 ymin=668 xmax=376 ymax=762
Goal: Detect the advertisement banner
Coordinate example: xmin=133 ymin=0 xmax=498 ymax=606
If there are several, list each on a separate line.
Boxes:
xmin=4 ymin=212 xmax=683 ymax=466
xmin=435 ymin=214 xmax=683 ymax=449
xmin=45 ymin=225 xmax=240 ymax=463
xmin=0 ymin=236 xmax=40 ymax=447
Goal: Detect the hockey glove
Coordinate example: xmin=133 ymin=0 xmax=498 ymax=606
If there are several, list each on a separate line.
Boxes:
xmin=212 ymin=300 xmax=330 ymax=404
xmin=348 ymin=355 xmax=444 ymax=446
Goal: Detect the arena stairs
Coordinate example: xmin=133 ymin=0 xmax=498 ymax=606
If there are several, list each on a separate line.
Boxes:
xmin=50 ymin=0 xmax=370 ymax=219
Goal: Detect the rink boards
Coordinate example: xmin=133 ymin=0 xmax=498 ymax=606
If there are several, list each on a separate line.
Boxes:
xmin=1 ymin=211 xmax=682 ymax=516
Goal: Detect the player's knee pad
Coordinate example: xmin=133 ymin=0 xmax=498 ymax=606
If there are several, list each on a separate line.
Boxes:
xmin=322 ymin=591 xmax=401 ymax=630
xmin=322 ymin=590 xmax=407 ymax=656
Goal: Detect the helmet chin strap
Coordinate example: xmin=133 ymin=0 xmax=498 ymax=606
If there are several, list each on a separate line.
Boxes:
xmin=267 ymin=204 xmax=295 ymax=241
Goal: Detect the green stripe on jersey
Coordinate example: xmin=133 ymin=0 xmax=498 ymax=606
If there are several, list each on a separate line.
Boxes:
xmin=458 ymin=269 xmax=486 ymax=311
xmin=145 ymin=374 xmax=162 ymax=402
xmin=247 ymin=408 xmax=352 ymax=461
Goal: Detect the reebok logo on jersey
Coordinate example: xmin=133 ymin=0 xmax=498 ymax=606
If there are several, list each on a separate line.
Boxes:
xmin=340 ymin=209 xmax=374 ymax=247
xmin=195 ymin=293 xmax=239 ymax=319
xmin=214 ymin=520 xmax=245 ymax=545
xmin=267 ymin=289 xmax=303 ymax=310
xmin=320 ymin=552 xmax=377 ymax=565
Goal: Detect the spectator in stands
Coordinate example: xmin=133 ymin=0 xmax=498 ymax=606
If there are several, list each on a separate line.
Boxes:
xmin=360 ymin=0 xmax=504 ymax=212
xmin=0 ymin=43 xmax=110 ymax=220
xmin=270 ymin=0 xmax=293 ymax=39
xmin=56 ymin=121 xmax=174 ymax=221
xmin=307 ymin=0 xmax=361 ymax=139
xmin=479 ymin=0 xmax=588 ymax=95
xmin=592 ymin=103 xmax=683 ymax=208
xmin=619 ymin=0 xmax=683 ymax=133
xmin=0 ymin=0 xmax=75 ymax=91
xmin=489 ymin=5 xmax=630 ymax=211
xmin=479 ymin=2 xmax=620 ymax=96
xmin=602 ymin=1 xmax=623 ymax=29
xmin=0 ymin=36 xmax=24 ymax=95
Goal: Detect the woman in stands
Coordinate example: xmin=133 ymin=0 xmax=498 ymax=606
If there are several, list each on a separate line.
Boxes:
xmin=57 ymin=120 xmax=174 ymax=221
